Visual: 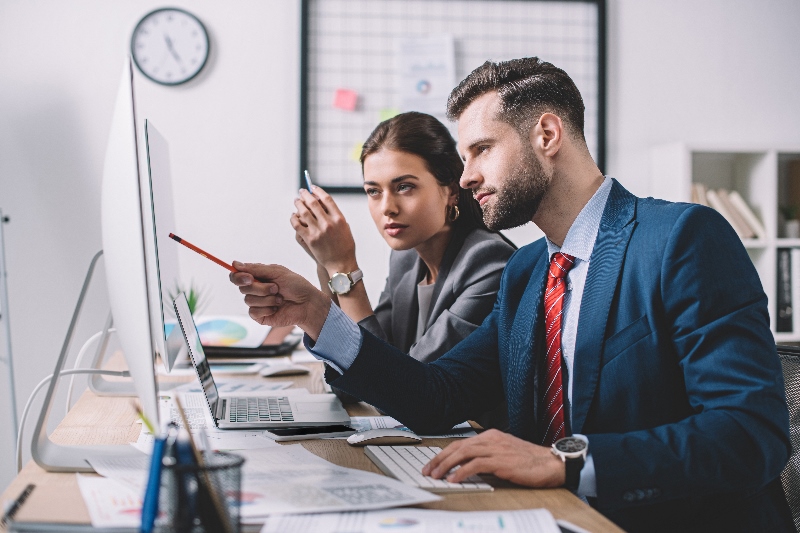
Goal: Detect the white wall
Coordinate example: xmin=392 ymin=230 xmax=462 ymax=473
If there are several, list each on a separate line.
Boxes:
xmin=606 ymin=0 xmax=800 ymax=195
xmin=1 ymin=0 xmax=799 ymax=490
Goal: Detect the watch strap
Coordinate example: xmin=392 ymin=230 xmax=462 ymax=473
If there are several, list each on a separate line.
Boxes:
xmin=564 ymin=456 xmax=584 ymax=491
xmin=349 ymin=269 xmax=363 ymax=285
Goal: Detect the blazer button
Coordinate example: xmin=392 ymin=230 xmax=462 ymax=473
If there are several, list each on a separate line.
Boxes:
xmin=645 ymin=488 xmax=654 ymax=499
xmin=635 ymin=489 xmax=646 ymax=501
xmin=623 ymin=491 xmax=636 ymax=502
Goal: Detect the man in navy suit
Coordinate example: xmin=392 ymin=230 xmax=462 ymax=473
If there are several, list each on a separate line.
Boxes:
xmin=231 ymin=58 xmax=793 ymax=531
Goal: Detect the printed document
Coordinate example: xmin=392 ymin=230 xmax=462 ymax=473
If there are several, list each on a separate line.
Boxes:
xmin=76 ymin=474 xmax=142 ymax=528
xmin=260 ymin=507 xmax=560 ymax=533
xmin=348 ymin=416 xmax=477 ymax=438
xmin=235 ymin=445 xmax=439 ymax=517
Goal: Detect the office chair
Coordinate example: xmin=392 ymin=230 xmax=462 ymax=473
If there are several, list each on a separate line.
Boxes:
xmin=778 ymin=344 xmax=800 ymax=531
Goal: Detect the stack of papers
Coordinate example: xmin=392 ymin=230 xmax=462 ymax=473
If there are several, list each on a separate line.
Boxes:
xmin=260 ymin=508 xmax=562 ymax=533
xmin=234 ymin=446 xmax=439 ymax=518
xmin=79 ymin=445 xmax=439 ymax=528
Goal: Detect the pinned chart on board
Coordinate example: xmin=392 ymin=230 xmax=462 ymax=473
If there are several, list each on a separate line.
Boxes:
xmin=302 ymin=0 xmax=605 ymax=191
xmin=395 ymin=35 xmax=455 ymax=119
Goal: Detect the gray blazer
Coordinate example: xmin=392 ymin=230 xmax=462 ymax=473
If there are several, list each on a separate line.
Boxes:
xmin=359 ymin=226 xmax=515 ymax=362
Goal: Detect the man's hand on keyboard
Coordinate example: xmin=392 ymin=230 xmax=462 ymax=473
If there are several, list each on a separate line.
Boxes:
xmin=421 ymin=429 xmax=566 ymax=487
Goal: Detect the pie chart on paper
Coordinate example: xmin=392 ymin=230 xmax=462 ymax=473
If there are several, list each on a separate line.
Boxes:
xmin=195 ymin=315 xmax=270 ymax=348
xmin=197 ymin=319 xmax=248 ymax=346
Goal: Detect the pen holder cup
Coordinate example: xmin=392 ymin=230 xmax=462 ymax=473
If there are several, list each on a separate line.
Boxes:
xmin=159 ymin=451 xmax=245 ymax=533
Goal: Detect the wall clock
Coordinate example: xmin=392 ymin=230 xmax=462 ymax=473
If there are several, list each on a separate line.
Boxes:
xmin=131 ymin=8 xmax=210 ymax=86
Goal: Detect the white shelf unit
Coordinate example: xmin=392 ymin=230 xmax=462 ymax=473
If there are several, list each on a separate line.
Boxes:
xmin=651 ymin=143 xmax=800 ymax=343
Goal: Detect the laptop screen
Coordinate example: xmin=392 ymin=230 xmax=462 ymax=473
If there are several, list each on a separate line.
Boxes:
xmin=173 ymin=293 xmax=220 ymax=414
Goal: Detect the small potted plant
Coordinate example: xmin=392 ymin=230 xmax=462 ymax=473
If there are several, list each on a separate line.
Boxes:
xmin=780 ymin=205 xmax=800 ymax=239
xmin=168 ymin=281 xmax=208 ymax=316
xmin=167 ymin=281 xmax=207 ymax=365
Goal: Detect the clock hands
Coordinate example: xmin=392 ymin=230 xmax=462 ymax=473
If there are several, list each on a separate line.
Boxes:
xmin=164 ymin=34 xmax=182 ymax=63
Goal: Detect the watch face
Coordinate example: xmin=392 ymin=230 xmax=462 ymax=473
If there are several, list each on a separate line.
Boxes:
xmin=330 ymin=273 xmax=351 ymax=294
xmin=131 ymin=8 xmax=209 ymax=85
xmin=554 ymin=437 xmax=587 ymax=454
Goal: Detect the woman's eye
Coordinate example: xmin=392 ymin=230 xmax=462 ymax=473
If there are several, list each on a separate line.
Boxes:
xmin=397 ymin=183 xmax=414 ymax=192
xmin=365 ymin=188 xmax=379 ymax=197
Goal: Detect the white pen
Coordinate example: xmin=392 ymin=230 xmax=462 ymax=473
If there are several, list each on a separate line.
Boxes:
xmin=304 ymin=169 xmax=314 ymax=190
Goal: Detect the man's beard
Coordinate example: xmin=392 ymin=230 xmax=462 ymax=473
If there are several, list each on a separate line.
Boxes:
xmin=481 ymin=149 xmax=550 ymax=231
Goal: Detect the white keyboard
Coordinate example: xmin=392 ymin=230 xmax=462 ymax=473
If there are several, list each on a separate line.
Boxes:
xmin=364 ymin=445 xmax=493 ymax=493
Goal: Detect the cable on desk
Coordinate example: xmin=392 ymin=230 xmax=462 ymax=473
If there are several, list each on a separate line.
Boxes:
xmin=17 ymin=368 xmax=131 ymax=473
xmin=64 ymin=328 xmax=116 ymax=417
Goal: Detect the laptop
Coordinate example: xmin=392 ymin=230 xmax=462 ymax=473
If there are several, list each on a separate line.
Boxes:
xmin=173 ymin=293 xmax=351 ymax=429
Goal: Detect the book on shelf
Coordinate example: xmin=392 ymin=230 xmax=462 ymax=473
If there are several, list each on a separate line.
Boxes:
xmin=727 ymin=190 xmax=766 ymax=240
xmin=705 ymin=189 xmax=752 ymax=239
xmin=691 ymin=183 xmax=709 ymax=207
xmin=717 ymin=189 xmax=756 ymax=239
xmin=691 ymin=185 xmax=765 ymax=241
xmin=777 ymin=248 xmax=793 ymax=333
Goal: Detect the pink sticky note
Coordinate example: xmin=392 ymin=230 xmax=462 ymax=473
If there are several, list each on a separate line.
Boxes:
xmin=333 ymin=89 xmax=359 ymax=111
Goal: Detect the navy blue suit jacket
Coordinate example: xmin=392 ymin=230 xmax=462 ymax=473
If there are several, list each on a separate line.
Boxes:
xmin=328 ymin=181 xmax=793 ymax=531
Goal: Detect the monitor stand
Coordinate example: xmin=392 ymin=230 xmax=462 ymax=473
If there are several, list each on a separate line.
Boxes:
xmin=32 ymin=251 xmax=143 ymax=472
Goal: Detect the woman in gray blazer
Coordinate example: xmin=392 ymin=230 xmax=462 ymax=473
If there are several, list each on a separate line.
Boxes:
xmin=292 ymin=113 xmax=514 ymax=421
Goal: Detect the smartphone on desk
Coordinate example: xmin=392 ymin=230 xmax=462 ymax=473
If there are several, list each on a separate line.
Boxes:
xmin=264 ymin=424 xmax=356 ymax=442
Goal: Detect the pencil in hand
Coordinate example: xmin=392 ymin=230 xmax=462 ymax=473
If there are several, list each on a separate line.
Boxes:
xmin=169 ymin=233 xmax=237 ymax=273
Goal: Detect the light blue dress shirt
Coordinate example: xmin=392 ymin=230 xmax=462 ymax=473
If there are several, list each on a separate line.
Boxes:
xmin=307 ymin=176 xmax=613 ymax=497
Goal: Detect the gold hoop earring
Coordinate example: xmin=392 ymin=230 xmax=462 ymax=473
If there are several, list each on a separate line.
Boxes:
xmin=448 ymin=205 xmax=460 ymax=222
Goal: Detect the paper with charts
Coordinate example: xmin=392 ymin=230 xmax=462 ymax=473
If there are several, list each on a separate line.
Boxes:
xmin=348 ymin=416 xmax=477 ymax=439
xmin=236 ymin=445 xmax=439 ymax=517
xmin=260 ymin=507 xmax=561 ymax=533
xmin=76 ymin=474 xmax=143 ymax=528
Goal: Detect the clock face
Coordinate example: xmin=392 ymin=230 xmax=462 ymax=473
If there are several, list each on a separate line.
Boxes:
xmin=131 ymin=8 xmax=209 ymax=85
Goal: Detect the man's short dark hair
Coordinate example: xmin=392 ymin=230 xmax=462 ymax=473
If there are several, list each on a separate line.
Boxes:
xmin=446 ymin=57 xmax=586 ymax=144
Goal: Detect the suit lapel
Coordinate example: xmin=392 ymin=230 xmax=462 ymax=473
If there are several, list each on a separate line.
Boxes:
xmin=426 ymin=225 xmax=469 ymax=327
xmin=507 ymin=252 xmax=549 ymax=442
xmin=571 ymin=181 xmax=637 ymax=434
xmin=393 ymin=257 xmax=423 ymax=352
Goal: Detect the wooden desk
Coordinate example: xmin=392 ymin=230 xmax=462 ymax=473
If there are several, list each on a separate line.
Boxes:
xmin=2 ymin=361 xmax=622 ymax=532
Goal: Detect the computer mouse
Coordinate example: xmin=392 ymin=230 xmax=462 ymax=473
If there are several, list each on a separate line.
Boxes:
xmin=259 ymin=364 xmax=310 ymax=377
xmin=346 ymin=428 xmax=422 ymax=446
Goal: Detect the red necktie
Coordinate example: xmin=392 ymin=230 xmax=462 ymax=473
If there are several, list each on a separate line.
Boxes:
xmin=541 ymin=252 xmax=575 ymax=446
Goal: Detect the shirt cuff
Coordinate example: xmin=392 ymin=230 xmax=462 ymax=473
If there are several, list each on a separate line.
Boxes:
xmin=577 ymin=450 xmax=597 ymax=497
xmin=303 ymin=303 xmax=362 ymax=374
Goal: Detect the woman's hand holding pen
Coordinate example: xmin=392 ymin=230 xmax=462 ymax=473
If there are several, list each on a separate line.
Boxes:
xmin=291 ymin=187 xmax=358 ymax=275
xmin=229 ymin=261 xmax=330 ymax=341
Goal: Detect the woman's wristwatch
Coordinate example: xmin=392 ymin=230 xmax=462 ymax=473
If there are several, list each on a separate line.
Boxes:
xmin=328 ymin=269 xmax=363 ymax=295
xmin=551 ymin=435 xmax=588 ymax=491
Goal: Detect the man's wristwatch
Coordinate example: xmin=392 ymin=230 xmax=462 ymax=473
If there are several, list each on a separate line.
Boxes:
xmin=551 ymin=435 xmax=588 ymax=491
xmin=328 ymin=269 xmax=363 ymax=295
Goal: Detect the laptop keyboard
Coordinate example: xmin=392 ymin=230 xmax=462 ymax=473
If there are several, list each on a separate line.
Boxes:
xmin=229 ymin=396 xmax=295 ymax=423
xmin=170 ymin=406 xmax=208 ymax=430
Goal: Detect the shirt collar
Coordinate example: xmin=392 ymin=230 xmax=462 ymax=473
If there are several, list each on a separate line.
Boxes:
xmin=546 ymin=176 xmax=613 ymax=262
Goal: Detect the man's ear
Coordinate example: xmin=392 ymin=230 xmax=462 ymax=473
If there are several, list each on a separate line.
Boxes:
xmin=529 ymin=112 xmax=563 ymax=157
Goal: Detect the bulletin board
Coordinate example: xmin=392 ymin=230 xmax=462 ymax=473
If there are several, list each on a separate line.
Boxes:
xmin=301 ymin=0 xmax=607 ymax=192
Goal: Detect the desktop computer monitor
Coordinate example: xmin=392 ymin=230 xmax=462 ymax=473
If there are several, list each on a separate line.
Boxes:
xmin=142 ymin=120 xmax=184 ymax=373
xmin=99 ymin=59 xmax=162 ymax=426
xmin=32 ymin=59 xmax=183 ymax=472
